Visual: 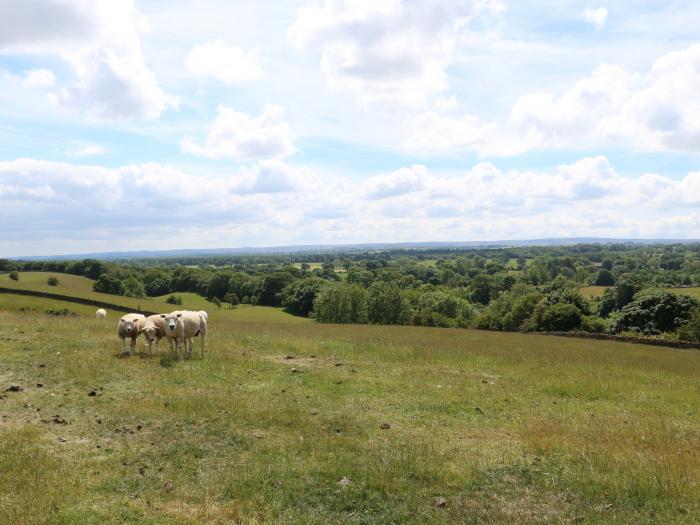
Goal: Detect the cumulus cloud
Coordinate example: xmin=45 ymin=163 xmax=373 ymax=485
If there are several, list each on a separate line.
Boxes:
xmin=584 ymin=7 xmax=608 ymax=30
xmin=181 ymin=104 xmax=296 ymax=161
xmin=185 ymin=40 xmax=263 ymax=84
xmin=1 ymin=155 xmax=699 ymax=256
xmin=405 ymin=43 xmax=700 ymax=156
xmin=0 ymin=0 xmax=175 ymax=120
xmin=288 ymin=0 xmax=505 ymax=107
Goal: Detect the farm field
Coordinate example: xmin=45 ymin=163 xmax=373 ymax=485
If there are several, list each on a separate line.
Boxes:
xmin=668 ymin=287 xmax=700 ymax=300
xmin=0 ymin=291 xmax=698 ymax=523
xmin=579 ymin=285 xmax=612 ymax=299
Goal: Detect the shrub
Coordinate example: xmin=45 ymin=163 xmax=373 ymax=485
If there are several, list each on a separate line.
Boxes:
xmin=314 ymin=282 xmax=368 ymax=324
xmin=9 ymin=271 xmax=19 ymax=281
xmin=580 ymin=315 xmax=608 ymax=334
xmin=166 ymin=295 xmax=182 ymax=305
xmin=47 ymin=277 xmax=59 ymax=286
xmin=535 ymin=303 xmax=583 ymax=332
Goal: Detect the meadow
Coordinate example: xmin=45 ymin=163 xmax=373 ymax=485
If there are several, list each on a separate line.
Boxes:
xmin=0 ymin=286 xmax=698 ymax=524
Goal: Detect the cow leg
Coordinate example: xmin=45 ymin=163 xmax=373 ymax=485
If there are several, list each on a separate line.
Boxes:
xmin=120 ymin=337 xmax=126 ymax=355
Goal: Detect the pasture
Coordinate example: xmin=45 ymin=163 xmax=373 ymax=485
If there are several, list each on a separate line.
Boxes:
xmin=0 ymin=291 xmax=698 ymax=524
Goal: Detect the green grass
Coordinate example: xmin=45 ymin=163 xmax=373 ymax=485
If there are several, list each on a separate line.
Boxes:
xmin=0 ymin=292 xmax=698 ymax=523
xmin=151 ymin=292 xmax=217 ymax=310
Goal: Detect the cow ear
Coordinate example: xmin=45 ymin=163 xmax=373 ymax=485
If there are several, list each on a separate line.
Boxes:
xmin=176 ymin=313 xmax=182 ymax=317
xmin=160 ymin=314 xmax=165 ymax=318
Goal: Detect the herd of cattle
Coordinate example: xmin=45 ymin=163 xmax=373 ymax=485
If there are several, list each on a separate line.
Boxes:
xmin=95 ymin=308 xmax=208 ymax=359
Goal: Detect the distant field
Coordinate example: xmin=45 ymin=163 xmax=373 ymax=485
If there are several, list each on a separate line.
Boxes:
xmin=579 ymin=285 xmax=612 ymax=299
xmin=580 ymin=285 xmax=700 ymax=301
xmin=0 ymin=290 xmax=698 ymax=523
xmin=669 ymin=287 xmax=700 ymax=299
xmin=0 ymin=272 xmax=167 ymax=313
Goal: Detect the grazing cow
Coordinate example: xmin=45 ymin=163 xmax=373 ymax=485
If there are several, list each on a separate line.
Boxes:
xmin=139 ymin=314 xmax=166 ymax=354
xmin=96 ymin=308 xmax=107 ymax=320
xmin=198 ymin=310 xmax=208 ymax=322
xmin=117 ymin=314 xmax=146 ymax=355
xmin=161 ymin=310 xmax=207 ymax=359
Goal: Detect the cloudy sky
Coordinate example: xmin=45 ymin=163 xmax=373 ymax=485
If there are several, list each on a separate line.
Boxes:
xmin=1 ymin=0 xmax=699 ymax=256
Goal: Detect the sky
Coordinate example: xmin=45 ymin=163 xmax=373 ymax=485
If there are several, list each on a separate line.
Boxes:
xmin=0 ymin=0 xmax=699 ymax=257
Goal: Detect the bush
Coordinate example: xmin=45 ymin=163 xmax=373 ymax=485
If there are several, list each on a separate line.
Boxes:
xmin=314 ymin=282 xmax=368 ymax=324
xmin=45 ymin=308 xmax=76 ymax=316
xmin=166 ymin=295 xmax=182 ymax=305
xmin=9 ymin=271 xmax=19 ymax=281
xmin=535 ymin=303 xmax=583 ymax=332
xmin=47 ymin=276 xmax=59 ymax=286
xmin=580 ymin=315 xmax=608 ymax=334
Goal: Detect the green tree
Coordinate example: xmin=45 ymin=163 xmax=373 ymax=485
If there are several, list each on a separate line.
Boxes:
xmin=9 ymin=271 xmax=19 ymax=281
xmin=366 ymin=281 xmax=409 ymax=325
xmin=535 ymin=303 xmax=583 ymax=332
xmin=611 ymin=290 xmax=698 ymax=335
xmin=212 ymin=297 xmax=222 ymax=309
xmin=281 ymin=277 xmax=325 ymax=317
xmin=594 ymin=269 xmax=615 ymax=286
xmin=255 ymin=272 xmax=296 ymax=306
xmin=122 ymin=275 xmax=145 ymax=298
xmin=314 ymin=283 xmax=368 ymax=324
xmin=93 ymin=274 xmax=123 ymax=295
xmin=224 ymin=292 xmax=240 ymax=309
xmin=47 ymin=276 xmax=59 ymax=286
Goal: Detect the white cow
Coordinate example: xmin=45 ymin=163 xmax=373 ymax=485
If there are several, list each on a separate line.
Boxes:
xmin=198 ymin=310 xmax=208 ymax=322
xmin=139 ymin=314 xmax=166 ymax=354
xmin=161 ymin=310 xmax=207 ymax=359
xmin=96 ymin=308 xmax=107 ymax=319
xmin=117 ymin=314 xmax=146 ymax=355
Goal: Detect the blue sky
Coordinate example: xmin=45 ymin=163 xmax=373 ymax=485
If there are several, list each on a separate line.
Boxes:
xmin=0 ymin=0 xmax=699 ymax=256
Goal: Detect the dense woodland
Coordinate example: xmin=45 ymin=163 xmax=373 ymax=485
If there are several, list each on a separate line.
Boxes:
xmin=3 ymin=242 xmax=700 ymax=341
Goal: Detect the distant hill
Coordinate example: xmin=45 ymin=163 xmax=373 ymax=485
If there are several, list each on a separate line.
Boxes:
xmin=11 ymin=237 xmax=699 ymax=261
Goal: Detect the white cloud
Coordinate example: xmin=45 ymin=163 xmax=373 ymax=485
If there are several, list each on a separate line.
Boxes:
xmin=22 ymin=68 xmax=56 ymax=87
xmin=2 ymin=155 xmax=699 ymax=256
xmin=288 ymin=0 xmax=505 ymax=107
xmin=66 ymin=144 xmax=107 ymax=157
xmin=404 ymin=43 xmax=700 ymax=156
xmin=181 ymin=104 xmax=296 ymax=161
xmin=584 ymin=7 xmax=608 ymax=30
xmin=185 ymin=40 xmax=263 ymax=84
xmin=363 ymin=165 xmax=427 ymax=199
xmin=0 ymin=0 xmax=175 ymax=120
xmin=3 ymin=68 xmax=56 ymax=88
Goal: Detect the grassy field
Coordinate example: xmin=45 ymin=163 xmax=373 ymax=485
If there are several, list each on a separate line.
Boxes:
xmin=580 ymin=285 xmax=700 ymax=301
xmin=669 ymin=287 xmax=700 ymax=300
xmin=0 ymin=291 xmax=698 ymax=524
xmin=579 ymin=286 xmax=612 ymax=299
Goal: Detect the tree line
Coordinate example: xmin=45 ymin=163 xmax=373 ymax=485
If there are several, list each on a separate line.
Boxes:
xmin=3 ymin=243 xmax=700 ymax=341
